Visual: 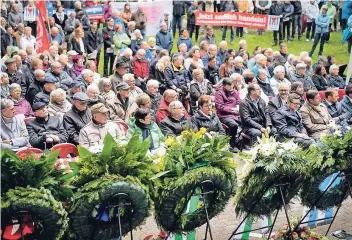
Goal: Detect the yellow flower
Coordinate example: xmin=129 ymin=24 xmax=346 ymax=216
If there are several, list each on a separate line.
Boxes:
xmin=199 ymin=127 xmax=207 ymax=135
xmin=165 ymin=137 xmax=175 ymax=146
xmin=181 ymin=130 xmax=188 ymax=136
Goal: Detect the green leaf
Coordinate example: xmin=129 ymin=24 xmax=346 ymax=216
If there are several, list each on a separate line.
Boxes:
xmin=176 ymin=162 xmax=183 ymax=177
xmin=149 ymin=170 xmax=171 ymax=180
xmin=59 ymin=162 xmax=80 ymax=182
xmin=78 ymin=145 xmax=93 ymax=158
xmin=100 ymin=133 xmax=116 ymax=161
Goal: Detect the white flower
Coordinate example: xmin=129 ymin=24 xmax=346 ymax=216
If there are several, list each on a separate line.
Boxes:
xmin=280 ymin=141 xmax=298 ymax=152
xmin=239 ymin=161 xmax=254 ymax=179
xmin=259 ymin=143 xmax=277 ymax=156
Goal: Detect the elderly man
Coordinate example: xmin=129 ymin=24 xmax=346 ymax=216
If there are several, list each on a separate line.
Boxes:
xmin=33 ymin=76 xmax=57 ymax=104
xmin=323 ymin=88 xmax=351 ymax=125
xmin=123 ymin=73 xmax=143 ymax=103
xmin=113 ymin=48 xmax=133 ymax=73
xmin=27 ymin=102 xmax=68 ymax=150
xmin=165 ymin=53 xmax=190 ymax=93
xmin=106 ymin=82 xmax=135 ymax=122
xmin=275 ymin=93 xmax=315 ymax=149
xmin=302 ymin=56 xmax=313 ymax=77
xmin=63 ymin=92 xmax=92 ymax=145
xmin=160 ymin=100 xmax=192 ymax=137
xmin=300 ymin=90 xmax=332 ymax=140
xmin=131 ymin=30 xmax=144 ymax=54
xmin=199 ymin=26 xmax=217 ymax=45
xmin=79 ymin=103 xmax=126 ymax=150
xmin=130 ymin=49 xmax=149 ymax=91
xmin=233 ymin=56 xmax=245 ymax=75
xmin=59 ymin=54 xmax=72 ymax=76
xmin=131 ymin=5 xmax=148 ymax=40
xmin=257 ymin=68 xmax=275 ymax=98
xmin=148 ymin=37 xmax=157 ymax=58
xmin=268 ymin=83 xmax=290 ymax=123
xmin=48 ymin=17 xmax=65 ymax=38
xmin=0 ymin=99 xmax=29 ymax=151
xmin=328 ymin=64 xmax=345 ymax=89
xmin=146 ymin=80 xmax=162 ymax=111
xmin=111 ymin=61 xmax=129 ymax=95
xmin=292 ymin=63 xmax=317 ymax=92
xmin=217 ymin=41 xmax=228 ymax=64
xmin=48 ymin=27 xmax=62 ymax=45
xmin=86 ymin=84 xmax=105 ymax=108
xmin=5 ymin=58 xmax=26 ymax=96
xmin=27 ymin=69 xmax=45 ymax=105
xmin=155 ymin=89 xmax=179 ymax=124
xmin=285 ymin=54 xmax=296 ymax=81
xmin=48 ymin=45 xmax=59 ymax=65
xmin=66 ymin=81 xmax=83 ymax=104
xmin=270 ymin=65 xmax=291 ymax=95
xmin=45 ymin=61 xmax=73 ymax=91
xmin=20 ymin=26 xmax=36 ymax=50
xmin=215 ymin=77 xmax=241 ymax=152
xmin=201 ymin=44 xmax=221 ymax=67
xmin=156 ymin=21 xmax=173 ymax=53
xmin=240 ymin=83 xmax=276 ymax=142
xmin=268 ymin=55 xmax=286 ymax=78
xmin=177 ymin=43 xmax=188 ymax=58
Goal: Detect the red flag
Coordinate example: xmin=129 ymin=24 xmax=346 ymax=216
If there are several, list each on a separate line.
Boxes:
xmin=35 ymin=0 xmax=48 ymax=22
xmin=36 ymin=12 xmax=50 ymax=53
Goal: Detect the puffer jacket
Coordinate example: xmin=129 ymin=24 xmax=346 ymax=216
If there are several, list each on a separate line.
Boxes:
xmin=191 ymin=111 xmax=226 ymax=135
xmin=164 ymin=64 xmax=190 ymax=89
xmin=328 ymin=74 xmax=346 ymax=89
xmin=26 ymin=116 xmax=68 ymax=149
xmin=160 ymin=115 xmax=192 ymax=137
xmin=63 ymin=106 xmax=92 ymax=145
xmin=291 ymin=73 xmax=316 ymax=92
xmin=130 ymin=56 xmax=149 ymax=80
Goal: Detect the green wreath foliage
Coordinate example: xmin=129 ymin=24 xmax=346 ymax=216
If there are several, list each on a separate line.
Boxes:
xmin=1 ymin=187 xmax=69 ymax=240
xmin=70 ymin=174 xmax=150 ymax=240
xmin=152 ymin=130 xmax=237 ymax=233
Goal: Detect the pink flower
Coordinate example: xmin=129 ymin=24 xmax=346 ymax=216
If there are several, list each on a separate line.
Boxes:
xmin=304 ymin=226 xmax=311 ymax=232
xmin=283 ymin=224 xmax=289 ymax=230
xmin=301 ymin=232 xmax=307 ymax=238
xmin=292 ymin=232 xmax=299 ymax=239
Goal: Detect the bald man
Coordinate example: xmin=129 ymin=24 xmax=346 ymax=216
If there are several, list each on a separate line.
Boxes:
xmin=49 ymin=27 xmax=63 ymax=44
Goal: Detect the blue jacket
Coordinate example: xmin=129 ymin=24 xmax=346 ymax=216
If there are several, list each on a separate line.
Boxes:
xmin=341 ymin=95 xmax=352 ymax=113
xmin=156 ymin=30 xmax=173 ymax=52
xmin=202 ymin=53 xmax=221 ymax=68
xmin=217 ymin=49 xmax=227 ymax=65
xmin=342 ymin=0 xmax=352 ymax=20
xmin=315 ymin=13 xmax=330 ymax=33
xmin=177 ymin=37 xmax=193 ymax=51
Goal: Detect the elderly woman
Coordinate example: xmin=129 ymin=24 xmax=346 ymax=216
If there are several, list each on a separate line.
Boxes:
xmin=85 ymin=60 xmax=101 ymax=86
xmin=127 ymin=108 xmax=166 ymax=156
xmin=160 ymin=100 xmax=192 ymax=137
xmin=0 ymin=99 xmax=29 ymax=151
xmin=328 ymin=64 xmax=345 ymax=89
xmin=8 ymin=83 xmax=33 ymax=117
xmin=184 ymin=47 xmax=204 ymax=70
xmin=155 ymin=55 xmax=171 ymax=94
xmin=99 ymin=78 xmax=116 ymax=101
xmin=191 ymin=95 xmax=225 ymax=135
xmin=199 ymin=40 xmax=209 ymax=58
xmin=190 ymin=69 xmax=214 ymax=113
xmin=127 ymin=21 xmax=136 ymax=40
xmin=270 ymin=65 xmax=291 ymax=95
xmin=252 ymin=54 xmax=268 ymax=77
xmin=8 ymin=4 xmax=23 ymax=29
xmin=131 ymin=29 xmax=144 ymax=54
xmin=70 ymin=56 xmax=85 ymax=80
xmin=113 ymin=24 xmax=131 ymax=56
xmin=1 ymin=72 xmax=10 ymax=99
xmin=47 ymin=88 xmax=72 ymax=123
xmin=123 ymin=73 xmax=143 ymax=103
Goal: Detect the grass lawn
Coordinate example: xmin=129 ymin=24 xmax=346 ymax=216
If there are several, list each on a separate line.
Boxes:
xmin=98 ymin=28 xmax=349 ymax=76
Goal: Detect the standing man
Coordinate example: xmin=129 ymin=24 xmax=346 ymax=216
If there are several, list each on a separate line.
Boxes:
xmin=291 ymin=0 xmax=302 ymax=40
xmin=172 ymin=0 xmax=185 ymax=38
xmin=156 ymin=22 xmax=173 ymax=54
xmin=187 ymin=0 xmax=202 ymax=42
xmin=131 ymin=5 xmax=147 ymax=40
xmin=221 ymin=0 xmax=238 ymax=44
xmin=309 ymin=6 xmax=330 ymax=57
xmin=270 ymin=0 xmax=284 ymax=46
xmin=85 ymin=20 xmax=103 ymax=68
xmin=102 ymin=18 xmax=115 ymax=77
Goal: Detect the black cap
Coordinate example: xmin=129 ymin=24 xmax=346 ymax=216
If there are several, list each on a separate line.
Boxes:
xmin=32 ymin=102 xmax=47 ymax=111
xmin=116 ymin=82 xmax=130 ymax=91
xmin=73 ymin=92 xmax=89 ymax=101
xmin=44 ymin=75 xmax=57 ymax=83
xmin=115 ymin=61 xmax=129 ymax=69
xmin=275 ymin=55 xmax=286 ymax=64
xmin=70 ymin=81 xmax=83 ymax=88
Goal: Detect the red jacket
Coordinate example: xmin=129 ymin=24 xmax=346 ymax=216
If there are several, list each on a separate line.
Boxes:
xmin=130 ymin=56 xmax=149 ymax=79
xmin=155 ymin=98 xmax=190 ymax=125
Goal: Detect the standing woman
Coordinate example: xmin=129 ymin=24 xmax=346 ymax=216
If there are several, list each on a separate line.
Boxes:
xmin=323 ymin=0 xmax=336 ymax=43
xmin=8 ymin=3 xmax=22 ymax=30
xmin=71 ymin=27 xmax=87 ymax=58
xmin=282 ymin=0 xmax=294 ymax=42
xmin=309 ymin=5 xmax=330 ymax=57
xmin=113 ymin=23 xmax=131 ymax=57
xmin=24 ymin=0 xmax=37 ymax=36
xmin=121 ymin=3 xmax=132 ymax=30
xmin=53 ymin=4 xmax=68 ymax=33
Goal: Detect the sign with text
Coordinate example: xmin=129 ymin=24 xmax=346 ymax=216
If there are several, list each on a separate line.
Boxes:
xmin=195 ymin=11 xmax=280 ymax=30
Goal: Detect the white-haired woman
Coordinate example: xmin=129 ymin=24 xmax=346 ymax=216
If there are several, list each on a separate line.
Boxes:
xmin=98 ymin=78 xmax=116 ymax=101
xmin=47 ymin=88 xmax=72 ymax=122
xmin=155 ymin=56 xmax=171 ymax=94
xmin=9 ymin=83 xmax=33 ymax=117
xmin=131 ymin=29 xmax=143 ymax=54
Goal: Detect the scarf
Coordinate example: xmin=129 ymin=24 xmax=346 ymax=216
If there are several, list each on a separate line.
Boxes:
xmin=135 ymin=120 xmax=154 ymax=150
xmin=73 ymin=64 xmax=85 ymax=76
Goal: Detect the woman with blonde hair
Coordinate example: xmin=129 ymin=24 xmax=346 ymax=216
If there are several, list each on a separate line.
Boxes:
xmin=47 ymin=88 xmax=72 ymax=123
xmin=155 ymin=55 xmax=171 ymax=94
xmin=120 ymin=3 xmax=132 ymax=29
xmin=71 ymin=27 xmax=86 ymax=57
xmin=113 ymin=23 xmax=131 ymax=56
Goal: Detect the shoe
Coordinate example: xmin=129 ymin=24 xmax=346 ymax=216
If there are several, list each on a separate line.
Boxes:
xmin=231 ymin=147 xmax=240 ymax=153
xmin=306 ymin=39 xmax=310 ymax=42
xmin=298 ymin=36 xmax=302 ymax=40
xmin=272 ymin=41 xmax=278 ymax=46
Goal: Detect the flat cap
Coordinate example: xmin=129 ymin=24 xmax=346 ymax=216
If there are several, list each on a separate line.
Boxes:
xmin=32 ymin=102 xmax=47 ymax=111
xmin=275 ymin=55 xmax=286 ymax=64
xmin=4 ymin=57 xmax=15 ymax=65
xmin=67 ymin=50 xmax=79 ymax=56
xmin=91 ymin=103 xmax=109 ymax=114
xmin=73 ymin=92 xmax=89 ymax=101
xmin=116 ymin=82 xmax=130 ymax=91
xmin=115 ymin=61 xmax=129 ymax=69
xmin=70 ymin=81 xmax=83 ymax=88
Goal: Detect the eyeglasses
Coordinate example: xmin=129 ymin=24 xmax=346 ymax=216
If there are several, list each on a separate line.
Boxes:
xmin=279 ymin=89 xmax=289 ymax=92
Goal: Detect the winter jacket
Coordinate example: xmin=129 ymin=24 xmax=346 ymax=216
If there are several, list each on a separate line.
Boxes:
xmin=164 ymin=64 xmax=190 ymax=89
xmin=160 ymin=115 xmax=192 ymax=137
xmin=131 ymin=10 xmax=147 ymax=30
xmin=47 ymin=101 xmax=72 ymax=123
xmin=8 ymin=11 xmax=23 ymax=28
xmin=257 ymin=77 xmax=275 ymax=98
xmin=275 ymin=105 xmax=307 ymax=139
xmin=1 ymin=115 xmax=29 ymax=151
xmin=131 ymin=37 xmax=143 ymax=54
xmin=187 ymin=5 xmax=202 ymax=25
xmin=269 ymin=2 xmax=284 ymax=16
xmin=191 ymin=111 xmax=226 ymax=135
xmin=305 ymin=2 xmax=319 ymax=22
xmin=282 ymin=3 xmax=294 ymax=21
xmin=12 ymin=98 xmax=33 ymax=117
xmin=46 ymin=71 xmax=73 ymax=92
xmin=300 ymin=101 xmax=331 ymax=139
xmin=341 ymin=95 xmax=352 ymax=113
xmin=130 ymin=56 xmax=149 ymax=80
xmin=204 ymin=65 xmax=220 ymax=85
xmin=173 ymin=0 xmax=186 ymax=16
xmin=315 ymin=13 xmax=330 ymax=34
xmin=291 ymin=73 xmax=316 ymax=92
xmin=106 ymin=95 xmax=136 ymax=122
xmin=85 ymin=29 xmax=104 ymax=54
xmin=102 ymin=26 xmax=115 ymax=51
xmin=155 ymin=98 xmax=170 ymax=124
xmin=156 ymin=30 xmax=173 ymax=52
xmin=111 ymin=73 xmax=124 ymax=95
xmin=148 ymin=92 xmax=162 ymax=112
xmin=6 ymin=70 xmax=26 ymax=97
xmin=239 ymin=96 xmax=272 ymax=131
xmin=33 ymin=90 xmax=51 ymax=105
xmin=268 ymin=95 xmax=286 ymax=123
xmin=79 ymin=120 xmax=126 ymax=149
xmin=26 ymin=116 xmax=68 ymax=150
xmin=63 ymin=106 xmax=92 ymax=145
xmin=177 ymin=37 xmax=193 ymax=52
xmin=113 ymin=32 xmax=131 ymax=55
xmin=27 ymin=80 xmax=44 ymax=106
xmin=291 ymin=0 xmax=302 ymax=15
xmin=328 ymin=75 xmax=346 ymax=89
xmin=312 ymin=74 xmax=329 ymax=91
xmin=322 ymin=99 xmax=351 ymax=124
xmin=214 ymin=86 xmax=241 ymax=120
xmin=1 ymin=33 xmax=16 ymax=57
xmin=190 ymin=79 xmax=214 ymax=112
xmin=342 ymin=0 xmax=352 ymax=20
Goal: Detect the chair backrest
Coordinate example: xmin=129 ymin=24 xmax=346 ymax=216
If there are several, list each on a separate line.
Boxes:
xmin=116 ymin=121 xmax=128 ymax=135
xmin=338 ymin=89 xmax=345 ymax=101
xmin=24 ymin=117 xmax=35 ymax=124
xmin=51 ymin=143 xmax=79 ymax=158
xmin=319 ymin=91 xmax=326 ymax=101
xmin=16 ymin=148 xmax=44 ymax=160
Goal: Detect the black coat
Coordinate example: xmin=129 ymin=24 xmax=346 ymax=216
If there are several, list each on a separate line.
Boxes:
xmin=26 ymin=116 xmax=68 ymax=150
xmin=27 ymin=80 xmax=44 ymax=106
xmin=53 ymin=12 xmax=68 ymax=30
xmin=204 ymin=66 xmax=220 ymax=85
xmin=1 ymin=33 xmax=16 ymax=58
xmin=239 ymin=96 xmax=272 ymax=131
xmin=268 ymin=95 xmax=286 ymax=123
xmin=148 ymin=92 xmax=162 ymax=112
xmin=85 ymin=29 xmax=104 ymax=54
xmin=33 ymin=90 xmax=50 ymax=105
xmin=269 ymin=2 xmax=284 ymax=16
xmin=257 ymin=78 xmax=275 ymax=98
xmin=165 ymin=65 xmax=190 ymax=89
xmin=328 ymin=75 xmax=346 ymax=89
xmin=6 ymin=70 xmax=27 ymax=97
xmin=189 ymin=80 xmax=214 ymax=112
xmin=274 ymin=105 xmax=306 ymax=139
xmin=191 ymin=111 xmax=226 ymax=135
xmin=160 ymin=115 xmax=192 ymax=137
xmin=173 ymin=0 xmax=185 ymax=16
xmin=63 ymin=106 xmax=92 ymax=145
xmin=70 ymin=37 xmax=86 ymax=55
xmin=312 ymin=74 xmax=329 ymax=91
xmin=102 ymin=26 xmax=115 ymax=51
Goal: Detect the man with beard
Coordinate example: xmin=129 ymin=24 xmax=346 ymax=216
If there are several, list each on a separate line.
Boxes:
xmin=4 ymin=58 xmax=26 ymax=97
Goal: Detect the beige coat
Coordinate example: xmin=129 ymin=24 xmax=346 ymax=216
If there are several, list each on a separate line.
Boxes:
xmin=106 ymin=96 xmax=137 ymax=123
xmin=300 ymin=101 xmax=332 ymax=139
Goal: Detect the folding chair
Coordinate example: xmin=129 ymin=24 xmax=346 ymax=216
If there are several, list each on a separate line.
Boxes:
xmin=51 ymin=143 xmax=78 ymax=158
xmin=16 ymin=148 xmax=44 ymax=160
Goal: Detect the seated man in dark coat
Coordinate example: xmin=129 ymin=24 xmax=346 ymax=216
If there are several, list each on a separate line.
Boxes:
xmin=33 ymin=76 xmax=57 ymax=105
xmin=239 ymin=83 xmax=276 ymax=142
xmin=268 ymin=83 xmax=289 ymax=123
xmin=63 ymin=92 xmax=92 ymax=145
xmin=341 ymin=84 xmax=352 ymax=114
xmin=275 ymin=93 xmax=315 ymax=149
xmin=26 ymin=102 xmax=68 ymax=150
xmin=323 ymin=88 xmax=352 ymax=125
xmin=160 ymin=100 xmax=192 ymax=137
